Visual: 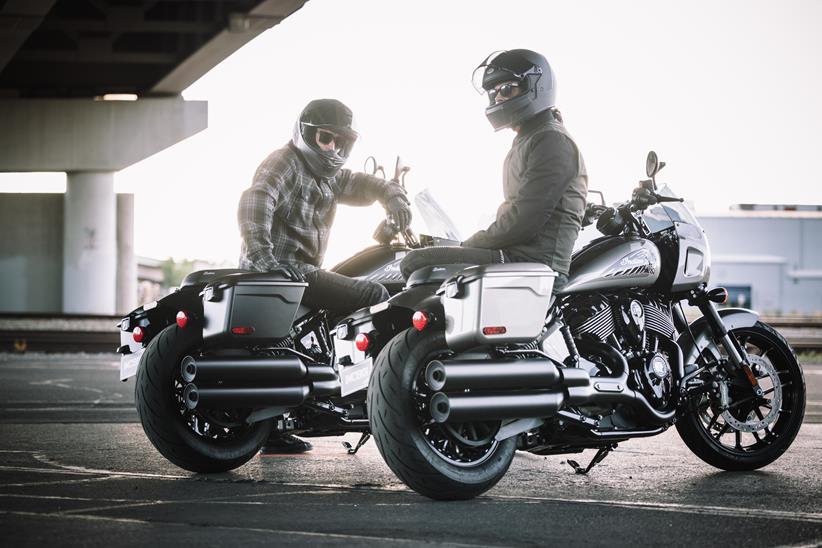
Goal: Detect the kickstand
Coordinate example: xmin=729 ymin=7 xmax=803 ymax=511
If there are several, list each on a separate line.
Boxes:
xmin=567 ymin=444 xmax=617 ymax=475
xmin=342 ymin=433 xmax=371 ymax=455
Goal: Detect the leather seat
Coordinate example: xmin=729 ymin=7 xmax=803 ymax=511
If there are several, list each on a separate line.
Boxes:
xmin=405 ymin=264 xmax=473 ymax=289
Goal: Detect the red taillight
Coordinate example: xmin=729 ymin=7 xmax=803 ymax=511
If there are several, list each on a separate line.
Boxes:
xmin=132 ymin=326 xmax=145 ymax=343
xmin=482 ymin=326 xmax=507 ymax=336
xmin=412 ymin=311 xmax=429 ymax=331
xmin=176 ymin=310 xmax=189 ymax=329
xmin=231 ymin=326 xmax=255 ymax=335
xmin=355 ymin=333 xmax=371 ymax=352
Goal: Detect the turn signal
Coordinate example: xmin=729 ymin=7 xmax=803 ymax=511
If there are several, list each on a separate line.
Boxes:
xmin=355 ymin=333 xmax=371 ymax=352
xmin=707 ymin=287 xmax=729 ymax=304
xmin=176 ymin=310 xmax=189 ymax=329
xmin=231 ymin=326 xmax=255 ymax=335
xmin=482 ymin=326 xmax=507 ymax=335
xmin=132 ymin=326 xmax=145 ymax=343
xmin=412 ymin=311 xmax=429 ymax=331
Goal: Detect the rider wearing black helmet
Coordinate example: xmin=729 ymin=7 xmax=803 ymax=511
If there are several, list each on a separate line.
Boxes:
xmin=238 ymin=98 xmax=412 ymax=454
xmin=400 ymin=49 xmax=588 ymax=291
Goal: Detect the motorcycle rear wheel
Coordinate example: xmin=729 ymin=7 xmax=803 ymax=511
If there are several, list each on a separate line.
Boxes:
xmin=676 ymin=321 xmax=806 ymax=471
xmin=135 ymin=324 xmax=272 ymax=473
xmin=368 ymin=328 xmax=516 ymax=500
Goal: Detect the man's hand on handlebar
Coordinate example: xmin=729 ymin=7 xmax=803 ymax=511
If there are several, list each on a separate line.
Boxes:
xmin=385 ymin=195 xmax=412 ymax=231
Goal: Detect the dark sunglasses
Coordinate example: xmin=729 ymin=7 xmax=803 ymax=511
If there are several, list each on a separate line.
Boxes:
xmin=487 ymin=81 xmax=522 ymax=101
xmin=316 ymin=129 xmax=345 ymax=147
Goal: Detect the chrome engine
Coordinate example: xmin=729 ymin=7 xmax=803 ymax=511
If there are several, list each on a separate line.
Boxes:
xmin=563 ymin=292 xmax=677 ymax=412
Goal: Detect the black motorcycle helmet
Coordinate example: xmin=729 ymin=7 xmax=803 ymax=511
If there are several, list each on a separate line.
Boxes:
xmin=472 ymin=49 xmax=556 ymax=131
xmin=292 ymin=98 xmax=359 ymax=178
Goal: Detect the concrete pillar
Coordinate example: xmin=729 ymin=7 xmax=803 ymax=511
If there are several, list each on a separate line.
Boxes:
xmin=63 ymin=172 xmax=117 ymax=315
xmin=117 ymin=193 xmax=136 ymax=315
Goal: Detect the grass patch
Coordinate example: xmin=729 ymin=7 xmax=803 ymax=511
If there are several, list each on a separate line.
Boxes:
xmin=798 ymin=351 xmax=822 ymax=364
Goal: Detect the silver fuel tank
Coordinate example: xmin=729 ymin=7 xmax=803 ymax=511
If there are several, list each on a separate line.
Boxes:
xmin=560 ymin=237 xmax=661 ymax=294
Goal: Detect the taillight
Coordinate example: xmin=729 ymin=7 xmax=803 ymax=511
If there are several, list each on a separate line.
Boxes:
xmin=355 ymin=333 xmax=371 ymax=352
xmin=231 ymin=326 xmax=255 ymax=335
xmin=412 ymin=311 xmax=429 ymax=331
xmin=176 ymin=310 xmax=189 ymax=329
xmin=482 ymin=326 xmax=507 ymax=336
xmin=132 ymin=326 xmax=145 ymax=343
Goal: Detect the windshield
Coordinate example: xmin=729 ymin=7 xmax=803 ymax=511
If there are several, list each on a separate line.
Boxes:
xmin=413 ymin=189 xmax=462 ymax=241
xmin=642 ymin=184 xmax=703 ymax=234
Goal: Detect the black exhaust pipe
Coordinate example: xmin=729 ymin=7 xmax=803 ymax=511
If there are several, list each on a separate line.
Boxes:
xmin=425 ymin=358 xmax=590 ymax=391
xmin=429 ymin=390 xmax=565 ymax=423
xmin=181 ymin=355 xmax=307 ymax=384
xmin=183 ymin=383 xmax=310 ymax=410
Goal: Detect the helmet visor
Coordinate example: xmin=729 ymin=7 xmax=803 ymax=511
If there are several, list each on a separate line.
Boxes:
xmin=471 ymin=50 xmax=543 ymax=95
xmin=301 ymin=123 xmax=357 ymax=158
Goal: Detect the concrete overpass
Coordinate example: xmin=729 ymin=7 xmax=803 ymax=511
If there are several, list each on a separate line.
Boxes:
xmin=0 ymin=0 xmax=308 ymax=315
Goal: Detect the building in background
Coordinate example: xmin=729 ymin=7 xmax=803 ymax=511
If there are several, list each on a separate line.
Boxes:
xmin=699 ymin=205 xmax=822 ymax=315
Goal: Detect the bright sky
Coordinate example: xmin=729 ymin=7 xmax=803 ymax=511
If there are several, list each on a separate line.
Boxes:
xmin=3 ymin=0 xmax=821 ymax=267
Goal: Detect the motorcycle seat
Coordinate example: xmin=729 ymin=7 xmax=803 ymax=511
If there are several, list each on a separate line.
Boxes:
xmin=405 ymin=264 xmax=473 ymax=289
xmin=180 ymin=269 xmax=250 ymax=287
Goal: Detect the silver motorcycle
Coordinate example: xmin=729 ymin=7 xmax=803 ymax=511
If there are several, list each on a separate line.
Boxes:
xmin=367 ymin=151 xmax=807 ymax=500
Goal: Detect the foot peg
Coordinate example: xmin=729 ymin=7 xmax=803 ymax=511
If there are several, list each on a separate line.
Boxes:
xmin=342 ymin=432 xmax=371 ymax=455
xmin=567 ymin=444 xmax=616 ymax=475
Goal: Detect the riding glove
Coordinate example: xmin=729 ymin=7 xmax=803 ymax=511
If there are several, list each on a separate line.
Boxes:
xmin=385 ymin=195 xmax=412 ymax=231
xmin=270 ymin=263 xmax=305 ymax=283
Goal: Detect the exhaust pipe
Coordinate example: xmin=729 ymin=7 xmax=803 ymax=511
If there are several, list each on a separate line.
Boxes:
xmin=183 ymin=383 xmax=310 ymax=410
xmin=426 ymin=339 xmax=681 ymax=425
xmin=429 ymin=390 xmax=565 ymax=423
xmin=425 ymin=359 xmax=558 ymax=391
xmin=180 ymin=355 xmax=307 ymax=384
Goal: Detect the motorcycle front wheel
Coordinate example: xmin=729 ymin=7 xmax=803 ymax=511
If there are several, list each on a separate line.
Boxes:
xmin=676 ymin=321 xmax=806 ymax=470
xmin=367 ymin=328 xmax=516 ymax=500
xmin=135 ymin=324 xmax=272 ymax=473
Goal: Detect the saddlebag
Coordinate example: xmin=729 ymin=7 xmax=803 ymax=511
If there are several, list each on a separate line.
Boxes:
xmin=439 ymin=263 xmax=556 ymax=350
xmin=201 ymin=272 xmax=307 ymax=346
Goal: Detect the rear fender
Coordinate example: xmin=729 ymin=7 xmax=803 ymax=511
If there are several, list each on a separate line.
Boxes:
xmin=118 ymin=286 xmax=204 ymax=353
xmin=677 ymin=307 xmax=759 ymax=365
xmin=333 ymin=285 xmax=443 ymax=363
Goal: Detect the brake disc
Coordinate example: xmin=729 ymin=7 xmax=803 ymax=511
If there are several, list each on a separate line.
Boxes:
xmin=721 ymin=354 xmax=782 ymax=433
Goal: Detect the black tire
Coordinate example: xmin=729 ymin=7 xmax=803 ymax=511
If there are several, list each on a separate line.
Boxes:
xmin=676 ymin=321 xmax=806 ymax=471
xmin=135 ymin=324 xmax=272 ymax=473
xmin=367 ymin=328 xmax=517 ymax=500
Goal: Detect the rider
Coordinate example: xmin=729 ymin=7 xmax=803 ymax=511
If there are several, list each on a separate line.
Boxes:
xmin=238 ymin=98 xmax=412 ymax=453
xmin=400 ymin=49 xmax=588 ymax=292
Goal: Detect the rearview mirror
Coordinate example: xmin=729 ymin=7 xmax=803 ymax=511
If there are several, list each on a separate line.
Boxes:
xmin=646 ymin=151 xmax=659 ymax=178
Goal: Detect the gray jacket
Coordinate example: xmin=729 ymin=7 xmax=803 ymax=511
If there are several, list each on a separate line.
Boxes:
xmin=462 ymin=110 xmax=588 ymax=275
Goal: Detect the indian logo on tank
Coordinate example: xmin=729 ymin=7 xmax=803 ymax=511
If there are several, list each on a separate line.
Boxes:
xmin=603 ymin=249 xmax=656 ymax=278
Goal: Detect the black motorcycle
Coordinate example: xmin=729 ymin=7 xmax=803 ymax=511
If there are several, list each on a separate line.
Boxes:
xmin=366 ymin=151 xmax=806 ymax=500
xmin=116 ymin=157 xmax=458 ymax=471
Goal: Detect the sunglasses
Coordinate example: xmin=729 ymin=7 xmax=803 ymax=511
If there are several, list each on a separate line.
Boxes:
xmin=316 ymin=129 xmax=346 ymax=148
xmin=487 ymin=81 xmax=522 ymax=102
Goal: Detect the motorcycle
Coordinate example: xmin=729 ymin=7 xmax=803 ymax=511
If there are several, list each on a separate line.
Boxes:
xmin=116 ymin=157 xmax=460 ymax=472
xmin=365 ymin=151 xmax=807 ymax=500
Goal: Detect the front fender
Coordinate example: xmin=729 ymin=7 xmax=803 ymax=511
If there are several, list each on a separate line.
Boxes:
xmin=677 ymin=307 xmax=760 ymax=365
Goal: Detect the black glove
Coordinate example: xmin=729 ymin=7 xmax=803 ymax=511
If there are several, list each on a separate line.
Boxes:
xmin=385 ymin=194 xmax=412 ymax=231
xmin=631 ymin=186 xmax=658 ymax=209
xmin=270 ymin=263 xmax=305 ymax=282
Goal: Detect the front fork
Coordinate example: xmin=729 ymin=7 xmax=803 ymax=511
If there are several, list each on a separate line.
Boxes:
xmin=688 ymin=287 xmax=763 ymax=398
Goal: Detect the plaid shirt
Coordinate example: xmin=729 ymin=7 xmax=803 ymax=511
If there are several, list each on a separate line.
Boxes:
xmin=238 ymin=143 xmax=403 ymax=272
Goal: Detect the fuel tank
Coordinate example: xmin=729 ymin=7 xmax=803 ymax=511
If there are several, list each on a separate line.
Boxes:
xmin=330 ymin=244 xmax=407 ymax=295
xmin=560 ymin=236 xmax=661 ymax=294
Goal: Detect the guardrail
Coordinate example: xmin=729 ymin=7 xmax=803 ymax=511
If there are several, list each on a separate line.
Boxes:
xmin=1 ymin=314 xmax=820 ymax=354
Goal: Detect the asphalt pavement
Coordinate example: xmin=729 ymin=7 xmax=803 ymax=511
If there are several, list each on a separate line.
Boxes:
xmin=1 ymin=353 xmax=821 ymax=547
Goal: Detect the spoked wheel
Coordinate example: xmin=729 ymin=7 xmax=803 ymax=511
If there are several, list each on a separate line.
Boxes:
xmin=135 ymin=324 xmax=272 ymax=473
xmin=676 ymin=321 xmax=806 ymax=470
xmin=367 ymin=328 xmax=516 ymax=500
